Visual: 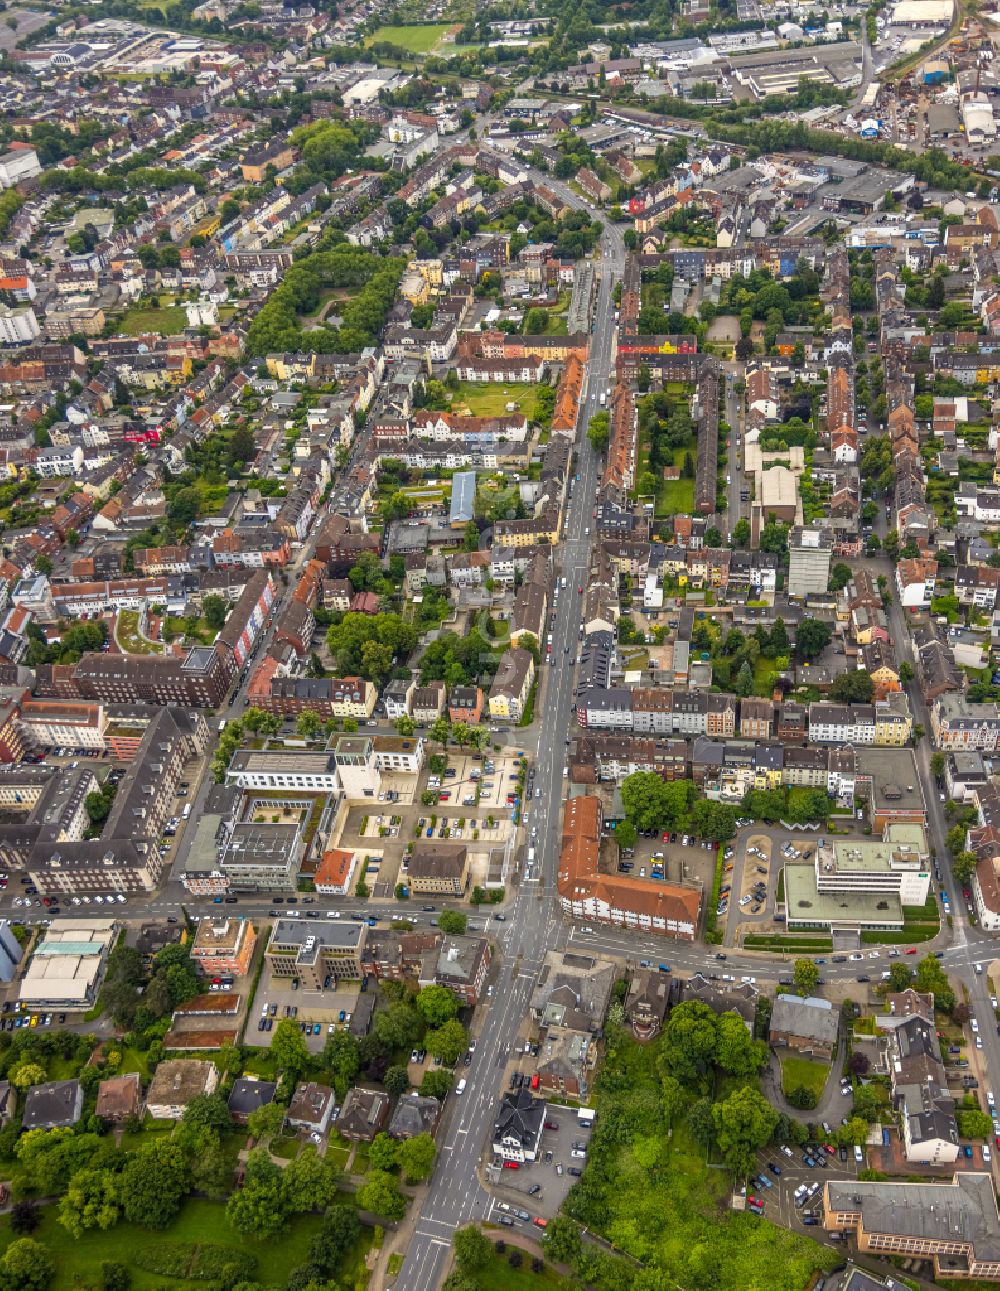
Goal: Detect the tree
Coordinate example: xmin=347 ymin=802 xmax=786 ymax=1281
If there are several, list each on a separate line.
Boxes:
xmin=247 ymin=1100 xmax=285 ymax=1145
xmin=853 ymin=1084 xmax=884 ymax=1122
xmin=181 ymin=1093 xmax=231 ymax=1132
xmin=421 ymin=1069 xmax=452 ymax=1100
xmin=661 ymin=1000 xmax=718 ymax=1084
xmin=453 ymin=1224 xmax=492 ymax=1272
xmin=930 ymin=751 xmax=946 ymax=779
xmin=838 ymin=1117 xmax=869 ymax=1148
xmin=712 ymin=1086 xmax=779 ymax=1176
xmin=226 ymin=1149 xmax=288 ymax=1238
xmin=615 ymin=820 xmax=637 ymax=851
xmin=1 ymin=1238 xmax=54 ymax=1291
xmin=9 ymin=1206 xmax=39 ymax=1237
xmin=308 ymin=1205 xmax=361 ymax=1276
xmin=385 ymin=1065 xmax=409 ymax=1096
xmin=688 ymin=1096 xmax=716 ymax=1150
xmin=296 ymin=709 xmax=321 ymax=741
xmin=734 ymin=660 xmax=753 ymax=698
xmin=9 ymin=1063 xmax=45 ymax=1090
xmin=100 ymin=1262 xmax=130 ymax=1291
xmin=437 ymin=910 xmax=467 ymax=935
xmin=58 ymin=1167 xmax=121 ymax=1237
xmin=33 ymin=555 xmax=52 ymax=578
xmin=732 ymin=517 xmax=751 ymax=547
xmin=888 ymin=962 xmax=913 ymax=992
xmin=795 ymin=619 xmax=832 ymax=661
xmin=914 ymin=954 xmax=956 ymax=1013
xmin=121 ymin=1141 xmax=191 ymax=1229
xmin=953 ymin=851 xmax=979 ymax=886
xmin=416 ymin=984 xmax=459 ymax=1028
xmin=324 ymin=1030 xmax=361 ymax=1084
xmin=848 ymin=1051 xmax=870 ymax=1076
xmin=426 ymin=1019 xmax=467 ymax=1066
xmin=270 ymin=1018 xmax=311 ymax=1074
xmin=899 ymin=660 xmax=914 ymax=684
xmin=793 ymin=958 xmax=820 ymax=996
xmin=356 ymin=1169 xmax=406 ymax=1220
xmin=587 ymin=410 xmax=610 ymax=451
xmin=202 ymin=595 xmax=227 ymax=631
xmin=828 ymin=562 xmax=852 ymax=592
xmin=167 ymin=486 xmax=200 ymax=526
xmin=716 ymin=1011 xmax=767 ymax=1077
xmin=369 ymin=1133 xmax=399 ymax=1172
xmin=395 ymin=715 xmax=416 ymax=737
xmin=399 ymin=1132 xmax=436 ymax=1183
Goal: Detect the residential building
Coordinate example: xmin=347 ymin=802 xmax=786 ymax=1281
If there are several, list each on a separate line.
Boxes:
xmin=488 ymin=647 xmax=535 ymax=721
xmin=286 ymin=1081 xmax=336 ymax=1134
xmin=190 ymin=917 xmax=256 ymax=978
xmin=265 ymin=920 xmax=365 ymax=988
xmin=337 ymin=1087 xmax=390 ymax=1141
xmin=23 ymin=1079 xmax=84 ymax=1131
xmin=492 ymin=1088 xmax=545 ymax=1163
xmin=407 ymin=843 xmax=469 ymax=896
xmin=145 ymin=1060 xmax=219 ymax=1120
xmin=788 ymin=526 xmax=833 ymax=597
xmin=769 ymin=993 xmax=839 ymax=1060
xmin=95 ymin=1073 xmax=142 ymax=1123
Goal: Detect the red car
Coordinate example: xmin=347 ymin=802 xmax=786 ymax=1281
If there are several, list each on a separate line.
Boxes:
xmin=533 ymin=1217 xmax=548 ymax=1229
xmin=577 ymin=586 xmax=583 ymax=594
xmin=503 ymin=1161 xmax=520 ymax=1170
xmin=824 ymin=1144 xmax=836 ymax=1155
xmin=905 ymin=947 xmax=917 ymax=955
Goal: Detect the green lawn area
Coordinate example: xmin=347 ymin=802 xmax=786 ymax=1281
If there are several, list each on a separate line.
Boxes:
xmin=364 ymin=22 xmax=453 ymax=51
xmin=753 ymin=655 xmax=779 ymax=696
xmin=448 ymin=381 xmax=539 ymax=418
xmin=477 ymin=1251 xmax=563 ymax=1289
xmin=271 ymin=1135 xmax=301 ymax=1160
xmin=660 ymin=478 xmax=695 ymax=514
xmin=117 ymin=304 xmax=187 ymax=336
xmin=781 ymin=1055 xmax=830 ymax=1102
xmin=0 ymin=1199 xmax=336 ymax=1291
xmin=116 ymin=609 xmax=163 ymax=656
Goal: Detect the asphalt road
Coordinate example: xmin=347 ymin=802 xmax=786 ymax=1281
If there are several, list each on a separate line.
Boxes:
xmin=396 ymin=188 xmax=625 ymax=1291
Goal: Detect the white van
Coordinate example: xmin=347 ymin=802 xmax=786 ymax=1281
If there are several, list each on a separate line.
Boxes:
xmin=456 ymin=1078 xmax=467 ymax=1095
xmin=182 ymin=803 xmax=192 ymax=820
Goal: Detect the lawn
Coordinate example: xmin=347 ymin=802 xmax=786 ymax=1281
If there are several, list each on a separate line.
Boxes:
xmin=448 ymin=381 xmax=539 ymax=419
xmin=477 ymin=1252 xmax=563 ymax=1289
xmin=271 ymin=1135 xmax=301 ymax=1160
xmin=0 ymin=1199 xmax=334 ymax=1291
xmin=660 ymin=477 xmax=695 ymax=514
xmin=117 ymin=304 xmax=187 ymax=336
xmin=781 ymin=1055 xmax=830 ymax=1102
xmin=116 ymin=609 xmax=163 ymax=656
xmin=364 ymin=22 xmax=453 ymax=52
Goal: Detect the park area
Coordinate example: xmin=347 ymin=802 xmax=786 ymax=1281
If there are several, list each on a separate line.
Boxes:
xmin=0 ymin=1198 xmax=372 ymax=1291
xmin=115 ymin=610 xmax=163 ymax=656
xmin=365 ymin=22 xmax=454 ymax=52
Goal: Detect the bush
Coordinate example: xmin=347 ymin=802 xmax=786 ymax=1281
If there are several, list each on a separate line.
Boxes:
xmin=132 ymin=1244 xmax=257 ymax=1282
xmin=785 ymin=1085 xmax=818 ymax=1110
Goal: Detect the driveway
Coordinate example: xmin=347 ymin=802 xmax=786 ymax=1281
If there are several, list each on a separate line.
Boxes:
xmin=762 ymin=1032 xmax=849 ymax=1123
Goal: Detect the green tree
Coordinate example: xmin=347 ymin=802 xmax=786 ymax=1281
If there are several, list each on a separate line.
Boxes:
xmin=120 ymin=1141 xmax=191 ymax=1229
xmin=398 ymin=1132 xmax=436 ymax=1183
xmin=712 ymin=1086 xmax=779 ymax=1177
xmin=225 ymin=1148 xmax=288 ymax=1237
xmin=953 ymin=851 xmax=978 ymax=886
xmin=356 ymin=1169 xmax=406 ymax=1221
xmin=930 ymin=751 xmax=946 ymax=779
xmin=324 ymin=1031 xmax=360 ymax=1083
xmin=661 ymin=1000 xmax=718 ymax=1085
xmin=415 ymin=984 xmax=459 ymax=1028
xmin=587 ymin=410 xmax=610 ymax=451
xmin=247 ymin=1100 xmax=285 ymax=1145
xmin=437 ymin=910 xmax=467 ymax=935
xmin=732 ymin=517 xmax=750 ymax=547
xmin=716 ymin=1011 xmax=767 ymax=1077
xmin=426 ymin=1019 xmax=467 ymax=1066
xmin=58 ymin=1167 xmax=121 ymax=1237
xmin=0 ymin=1238 xmax=54 ymax=1291
xmin=453 ymin=1224 xmax=492 ymax=1272
xmin=395 ymin=715 xmax=416 ymax=737
xmin=795 ymin=618 xmax=832 ymax=661
xmin=462 ymin=521 xmax=480 ymax=553
xmin=369 ymin=1133 xmax=399 ymax=1172
xmin=270 ymin=1018 xmax=311 ymax=1074
xmin=181 ymin=1093 xmax=231 ymax=1132
xmin=615 ymin=820 xmax=637 ymax=851
xmin=385 ymin=1065 xmax=409 ymax=1097
xmin=202 ymin=595 xmax=227 ymax=631
xmin=296 ymin=710 xmax=322 ymax=741
xmin=420 ymin=1069 xmax=452 ymax=1100
xmin=793 ymin=958 xmax=820 ymax=996
xmin=888 ymin=962 xmax=913 ymax=992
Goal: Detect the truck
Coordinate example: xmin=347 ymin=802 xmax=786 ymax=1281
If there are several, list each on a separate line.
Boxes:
xmin=527 ymin=847 xmax=536 ymax=864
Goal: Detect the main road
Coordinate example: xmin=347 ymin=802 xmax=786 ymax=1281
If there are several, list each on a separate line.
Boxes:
xmin=396 ymin=187 xmax=625 ymax=1291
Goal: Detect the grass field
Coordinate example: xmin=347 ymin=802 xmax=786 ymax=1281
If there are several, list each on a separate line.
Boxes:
xmin=449 ymin=381 xmax=538 ymax=418
xmin=117 ymin=304 xmax=187 ymax=336
xmin=477 ymin=1251 xmax=563 ymax=1289
xmin=365 ymin=22 xmax=453 ymax=52
xmin=0 ymin=1199 xmax=336 ymax=1291
xmin=660 ymin=478 xmax=695 ymax=514
xmin=116 ymin=609 xmax=163 ymax=656
xmin=781 ymin=1055 xmax=830 ymax=1101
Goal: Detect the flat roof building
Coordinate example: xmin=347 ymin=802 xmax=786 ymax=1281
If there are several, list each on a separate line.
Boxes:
xmin=18 ymin=917 xmax=116 ymax=1008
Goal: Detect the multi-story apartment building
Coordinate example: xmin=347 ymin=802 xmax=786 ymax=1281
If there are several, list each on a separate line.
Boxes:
xmin=265 ymin=919 xmax=366 ymax=987
xmin=191 ymin=917 xmax=256 ymax=978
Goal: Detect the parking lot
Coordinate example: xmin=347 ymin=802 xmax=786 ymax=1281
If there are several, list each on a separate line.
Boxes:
xmin=490 ymin=1108 xmax=593 ymax=1220
xmin=252 ymin=967 xmax=360 ymax=1053
xmin=749 ymin=1142 xmax=862 ymax=1235
xmin=618 ymin=831 xmax=719 ymax=892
